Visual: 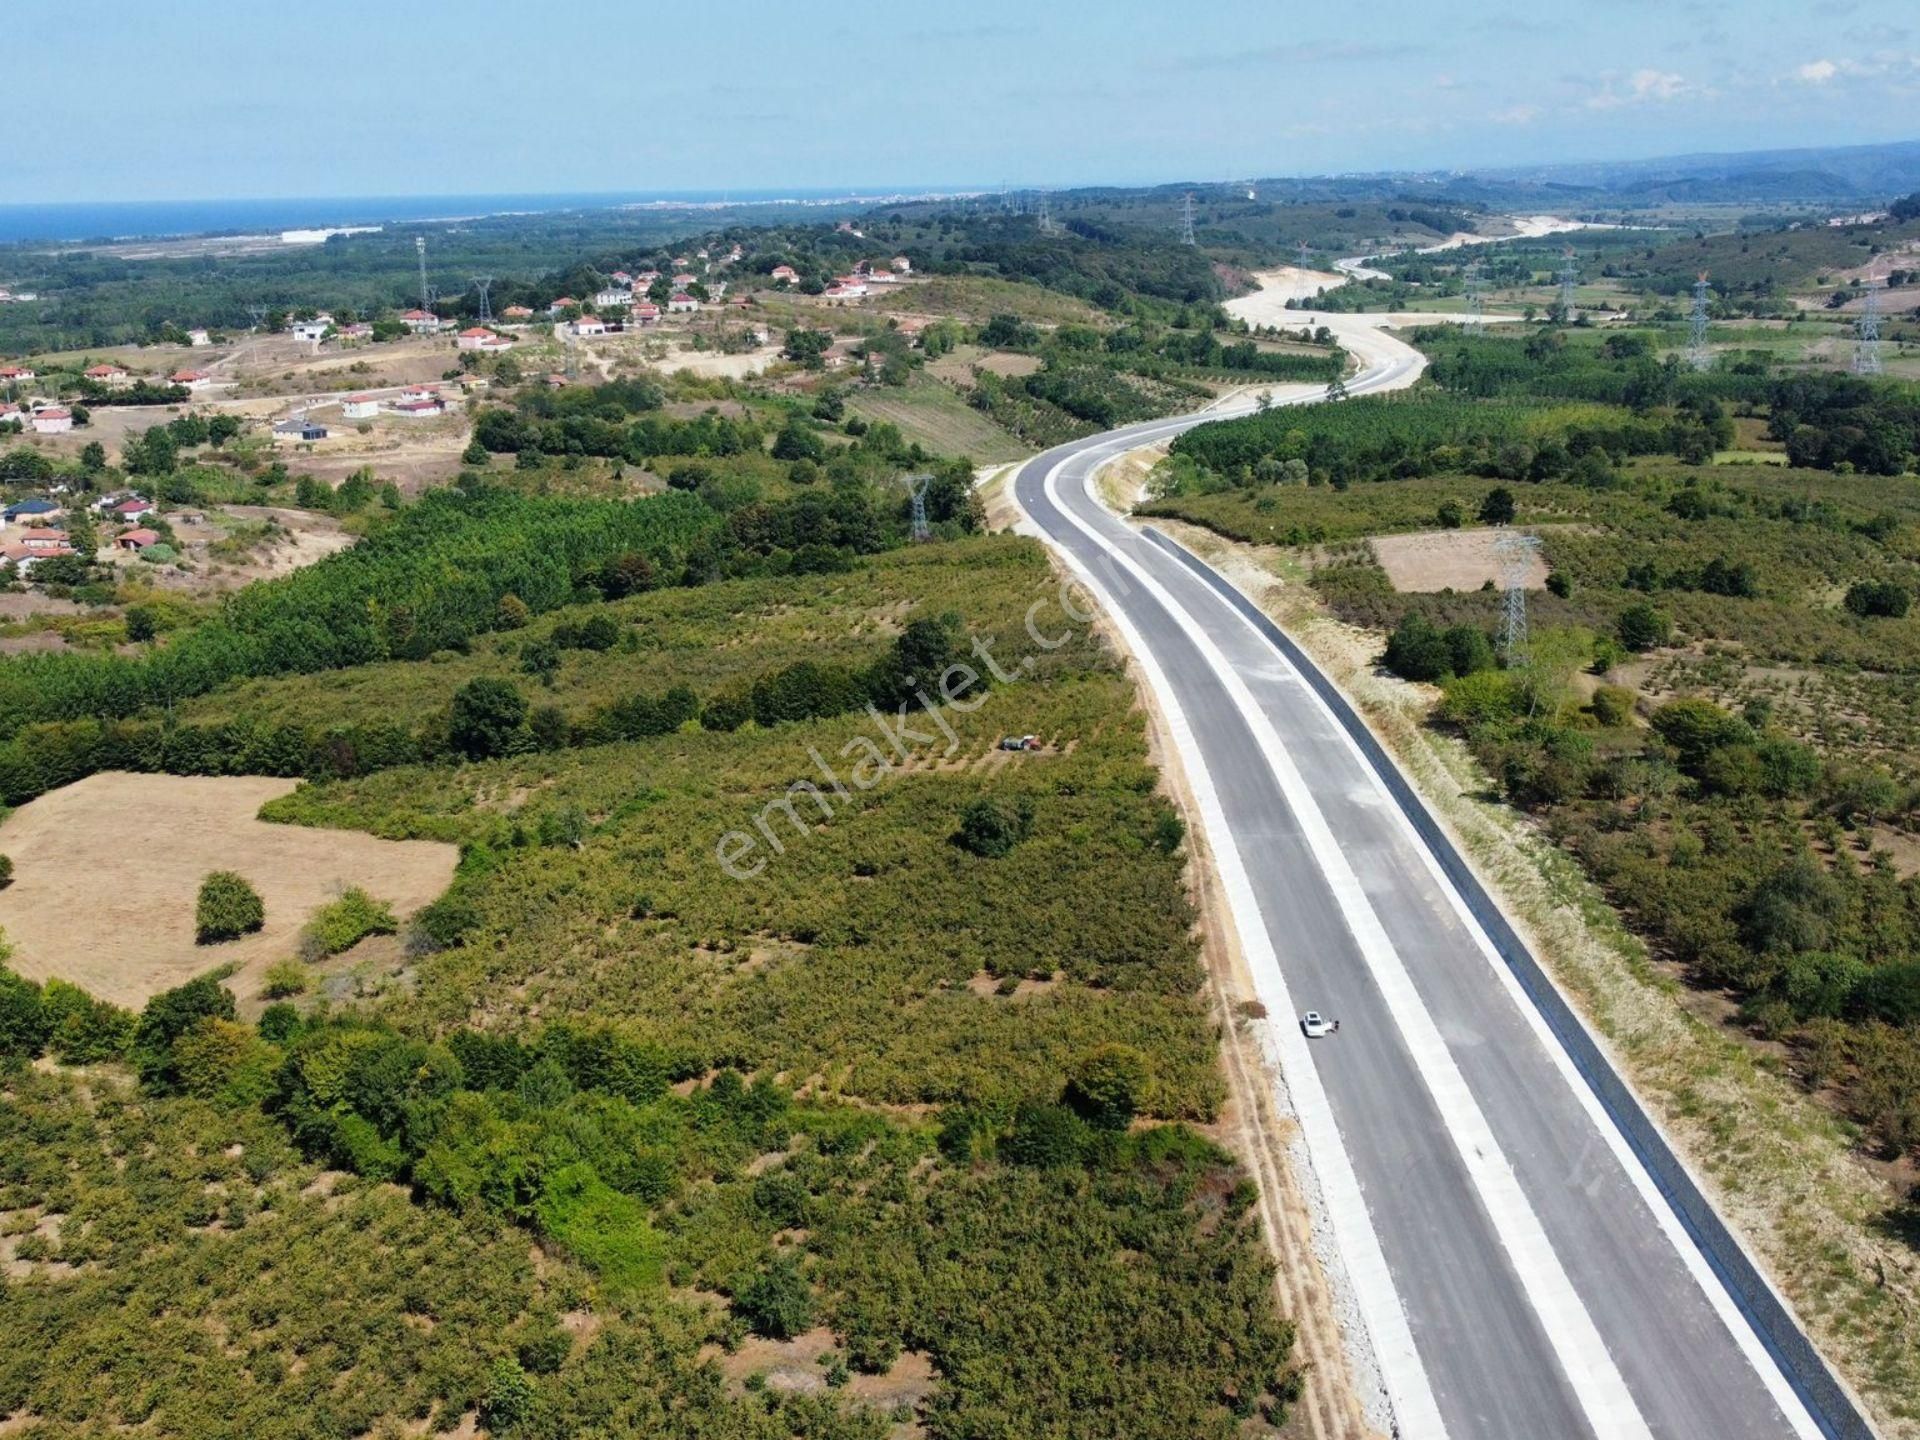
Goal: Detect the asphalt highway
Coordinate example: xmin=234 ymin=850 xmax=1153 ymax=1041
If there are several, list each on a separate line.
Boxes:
xmin=1009 ymin=323 xmax=1843 ymax=1440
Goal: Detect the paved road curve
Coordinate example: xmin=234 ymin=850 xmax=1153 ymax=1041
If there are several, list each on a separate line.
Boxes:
xmin=1009 ymin=325 xmax=1857 ymax=1440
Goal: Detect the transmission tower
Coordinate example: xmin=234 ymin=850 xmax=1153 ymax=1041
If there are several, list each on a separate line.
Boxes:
xmin=1179 ymin=193 xmax=1197 ymax=247
xmin=1297 ymin=240 xmax=1312 ymax=271
xmin=1853 ymin=270 xmax=1883 ymax=376
xmin=246 ymin=304 xmax=269 ymax=332
xmin=1496 ymin=531 xmax=1541 ymax=665
xmin=1687 ymin=272 xmax=1712 ymax=371
xmin=1036 ymin=192 xmax=1057 ymax=236
xmin=905 ymin=474 xmax=932 ymax=542
xmin=472 ymin=276 xmax=494 ymax=325
xmin=1463 ymin=260 xmax=1485 ymax=332
xmin=415 ymin=236 xmax=432 ymax=314
xmin=1557 ymin=246 xmax=1578 ymax=320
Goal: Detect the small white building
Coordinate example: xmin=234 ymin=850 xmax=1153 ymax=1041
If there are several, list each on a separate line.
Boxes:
xmin=84 ymin=363 xmax=130 ymax=384
xmin=667 ymin=293 xmax=700 ymax=314
xmin=629 ymin=303 xmax=661 ymax=326
xmin=186 ymin=327 xmax=212 ymax=346
xmin=571 ymin=315 xmax=610 ymax=337
xmin=593 ymin=287 xmax=629 ymax=310
xmin=456 ymin=326 xmax=513 ymax=352
xmin=400 ymin=309 xmax=446 ymax=334
xmin=341 ymin=394 xmax=381 ymax=420
xmin=890 ymin=255 xmax=912 ymax=273
xmin=389 ymin=397 xmax=445 ymax=419
xmin=0 ymin=365 xmax=36 ymax=384
xmin=170 ymin=369 xmax=214 ymax=391
xmin=288 ymin=315 xmax=333 ymax=343
xmin=30 ymin=407 xmax=73 ymax=435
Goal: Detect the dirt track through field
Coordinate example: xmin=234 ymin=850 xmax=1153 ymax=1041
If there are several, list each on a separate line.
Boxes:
xmin=0 ymin=773 xmax=457 ymax=1009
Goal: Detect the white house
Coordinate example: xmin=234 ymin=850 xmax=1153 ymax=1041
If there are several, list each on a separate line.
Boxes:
xmin=341 ymin=394 xmax=381 ymax=420
xmin=400 ymin=309 xmax=446 ymax=334
xmin=629 ymin=302 xmax=661 ymax=326
xmin=667 ymin=293 xmax=700 ymax=314
xmin=30 ymin=407 xmax=73 ymax=435
xmin=389 ymin=396 xmax=445 ymax=418
xmin=571 ymin=315 xmax=609 ymax=337
xmin=84 ymin=363 xmax=129 ymax=384
xmin=592 ymin=287 xmax=629 ymax=310
xmin=456 ymin=326 xmax=513 ymax=352
xmin=288 ymin=315 xmax=333 ymax=343
xmin=0 ymin=365 xmax=36 ymax=384
xmin=186 ymin=328 xmax=212 ymax=347
xmin=110 ymin=497 xmax=156 ymax=522
xmin=890 ymin=255 xmax=912 ymax=274
xmin=170 ymin=369 xmax=214 ymax=391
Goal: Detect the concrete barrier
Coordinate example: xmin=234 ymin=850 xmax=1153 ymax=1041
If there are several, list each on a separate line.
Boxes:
xmin=1143 ymin=525 xmax=1876 ymax=1440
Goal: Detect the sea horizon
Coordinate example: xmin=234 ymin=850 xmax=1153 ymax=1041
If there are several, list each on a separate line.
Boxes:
xmin=0 ymin=187 xmax=977 ymax=248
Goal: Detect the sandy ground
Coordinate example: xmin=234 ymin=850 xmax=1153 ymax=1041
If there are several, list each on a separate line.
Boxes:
xmin=0 ymin=773 xmax=458 ymax=1010
xmin=1370 ymin=528 xmax=1552 ymax=592
xmin=642 ymin=344 xmax=782 ymax=380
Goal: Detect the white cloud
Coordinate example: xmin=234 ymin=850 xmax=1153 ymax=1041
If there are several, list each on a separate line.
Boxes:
xmin=1489 ymin=104 xmax=1542 ymax=125
xmin=1583 ymin=67 xmax=1692 ymax=108
xmin=1797 ymin=58 xmax=1841 ymax=82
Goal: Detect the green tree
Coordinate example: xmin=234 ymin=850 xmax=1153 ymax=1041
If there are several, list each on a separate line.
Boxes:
xmin=196 ymin=872 xmax=265 ymax=944
xmin=1066 ymin=1044 xmax=1154 ymax=1130
xmin=1616 ymin=601 xmax=1672 ymax=653
xmin=956 ymin=795 xmax=1033 ymax=857
xmin=449 ymin=677 xmax=527 ymax=760
xmin=1477 ymin=487 xmax=1516 ymax=525
xmin=733 ymin=1257 xmax=814 ymax=1340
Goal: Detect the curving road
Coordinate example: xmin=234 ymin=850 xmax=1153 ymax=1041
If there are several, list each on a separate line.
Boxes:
xmin=1008 ymin=320 xmax=1864 ymax=1439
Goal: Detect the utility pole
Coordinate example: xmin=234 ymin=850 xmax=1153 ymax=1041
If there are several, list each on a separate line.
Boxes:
xmin=1688 ymin=272 xmax=1713 ymax=371
xmin=1558 ymin=246 xmax=1578 ymax=321
xmin=1179 ymin=193 xmax=1197 ymax=246
xmin=1853 ymin=269 xmax=1883 ymax=376
xmin=416 ymin=236 xmax=432 ymax=314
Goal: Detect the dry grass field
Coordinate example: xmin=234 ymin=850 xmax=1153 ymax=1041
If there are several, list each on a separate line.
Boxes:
xmin=0 ymin=772 xmax=457 ymax=1009
xmin=1369 ymin=527 xmax=1552 ymax=592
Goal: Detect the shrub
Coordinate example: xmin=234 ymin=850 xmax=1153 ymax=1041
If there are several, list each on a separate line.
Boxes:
xmin=300 ymin=888 xmax=398 ymax=959
xmin=955 ymin=795 xmax=1034 ymax=857
xmin=262 ymin=960 xmax=308 ymax=998
xmin=1478 ymin=487 xmax=1516 ymax=525
xmin=1844 ymin=580 xmax=1911 ymax=619
xmin=0 ymin=854 xmax=11 ymax=888
xmin=196 ymin=872 xmax=264 ymax=944
xmin=480 ymin=1356 xmax=537 ymax=1432
xmin=1590 ymin=685 xmax=1636 ymax=727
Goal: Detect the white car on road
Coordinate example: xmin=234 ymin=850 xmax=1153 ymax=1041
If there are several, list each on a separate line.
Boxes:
xmin=1301 ymin=1011 xmax=1334 ymax=1038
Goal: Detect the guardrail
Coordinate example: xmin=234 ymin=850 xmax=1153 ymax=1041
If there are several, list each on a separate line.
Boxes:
xmin=1142 ymin=524 xmax=1876 ymax=1440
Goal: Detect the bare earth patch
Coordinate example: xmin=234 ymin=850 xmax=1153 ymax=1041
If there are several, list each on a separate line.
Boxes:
xmin=1370 ymin=527 xmax=1550 ymax=593
xmin=0 ymin=773 xmax=458 ymax=1009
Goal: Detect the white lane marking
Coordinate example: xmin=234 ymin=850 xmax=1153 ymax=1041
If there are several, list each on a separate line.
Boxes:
xmin=1011 ymin=476 xmax=1448 ymax=1438
xmin=1038 ymin=457 xmax=1657 ymax=1440
xmin=1176 ymin=553 xmax=1829 ymax=1440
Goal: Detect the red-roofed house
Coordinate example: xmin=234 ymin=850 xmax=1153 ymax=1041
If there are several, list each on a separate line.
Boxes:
xmin=547 ymin=297 xmax=578 ymax=316
xmin=13 ymin=527 xmax=72 ymax=553
xmin=0 ymin=365 xmax=35 ymax=383
xmin=401 ymin=309 xmax=446 ymax=334
xmin=170 ymin=369 xmax=214 ymax=391
xmin=342 ymin=394 xmax=381 ymax=420
xmin=629 ymin=303 xmax=661 ymax=326
xmin=502 ymin=305 xmax=535 ymax=320
xmin=390 ymin=397 xmax=445 ymax=418
xmin=571 ymin=315 xmax=609 ymax=337
xmin=667 ymin=293 xmax=700 ymax=314
xmin=112 ymin=497 xmax=156 ymax=521
xmin=84 ymin=363 xmax=129 ymax=383
xmin=672 ymin=272 xmax=697 ymax=287
xmin=115 ymin=528 xmax=161 ymax=551
xmin=457 ymin=326 xmax=513 ymax=352
xmin=31 ymin=407 xmax=73 ymax=434
xmin=770 ymin=264 xmax=800 ymax=285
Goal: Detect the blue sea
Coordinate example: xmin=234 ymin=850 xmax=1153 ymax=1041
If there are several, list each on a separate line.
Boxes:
xmin=0 ymin=189 xmax=944 ymax=246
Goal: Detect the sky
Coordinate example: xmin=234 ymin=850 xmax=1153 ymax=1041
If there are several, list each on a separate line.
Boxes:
xmin=13 ymin=0 xmax=1920 ymax=202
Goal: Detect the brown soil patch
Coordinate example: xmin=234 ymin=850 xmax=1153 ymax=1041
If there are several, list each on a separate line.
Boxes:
xmin=971 ymin=352 xmax=1042 ymax=378
xmin=0 ymin=772 xmax=458 ymax=1009
xmin=714 ymin=1328 xmax=935 ymax=1415
xmin=1370 ymin=528 xmax=1550 ymax=593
